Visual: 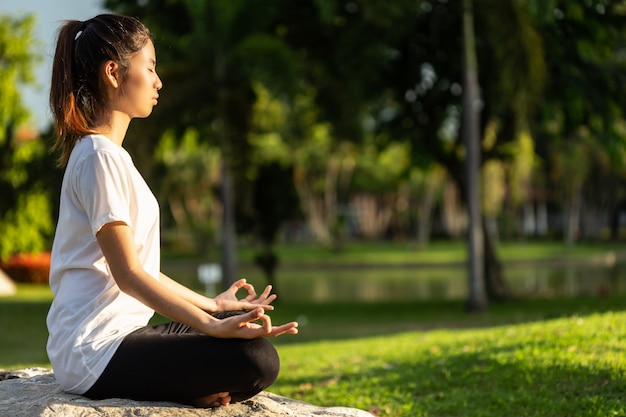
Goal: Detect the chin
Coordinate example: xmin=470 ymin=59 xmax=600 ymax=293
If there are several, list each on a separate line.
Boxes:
xmin=136 ymin=109 xmax=154 ymax=119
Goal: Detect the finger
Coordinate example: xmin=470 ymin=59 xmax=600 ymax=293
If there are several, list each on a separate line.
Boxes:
xmin=232 ymin=278 xmax=246 ymax=287
xmin=237 ymin=308 xmax=264 ymax=328
xmin=233 ymin=301 xmax=273 ymax=311
xmin=258 ymin=285 xmax=272 ymax=301
xmin=248 ymin=286 xmax=275 ymax=305
xmin=239 ymin=280 xmax=257 ymax=300
xmin=270 ymin=322 xmax=299 ymax=337
xmin=263 ymin=293 xmax=278 ymax=304
xmin=272 ymin=327 xmax=298 ymax=337
xmin=256 ymin=311 xmax=272 ymax=333
xmin=228 ymin=278 xmax=246 ymax=294
xmin=245 ymin=302 xmax=274 ymax=311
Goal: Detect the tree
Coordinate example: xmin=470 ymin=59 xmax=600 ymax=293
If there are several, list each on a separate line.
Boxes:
xmin=531 ymin=0 xmax=626 ymax=242
xmin=280 ymin=0 xmax=543 ymax=302
xmin=153 ymin=128 xmax=222 ymax=255
xmin=411 ymin=165 xmax=446 ymax=248
xmin=252 ymin=161 xmax=300 ymax=293
xmin=105 ymin=0 xmax=300 ymax=287
xmin=0 ymin=14 xmax=55 ymax=260
xmin=462 ymin=0 xmax=486 ymax=311
xmin=104 ymin=0 xmax=626 ymax=305
xmin=369 ymin=0 xmax=547 ymax=301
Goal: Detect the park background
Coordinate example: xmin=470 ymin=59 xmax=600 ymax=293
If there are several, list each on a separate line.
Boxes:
xmin=2 ymin=1 xmax=626 ymax=416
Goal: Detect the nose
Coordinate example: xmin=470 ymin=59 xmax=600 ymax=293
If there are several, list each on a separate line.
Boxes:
xmin=156 ymin=74 xmax=163 ymax=91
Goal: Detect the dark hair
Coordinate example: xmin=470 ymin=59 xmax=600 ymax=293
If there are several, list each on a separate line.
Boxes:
xmin=49 ymin=14 xmax=153 ymax=167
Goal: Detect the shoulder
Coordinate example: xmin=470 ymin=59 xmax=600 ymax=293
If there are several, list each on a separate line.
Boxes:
xmin=75 ymin=135 xmax=127 ymax=157
xmin=70 ymin=135 xmax=130 ymax=169
xmin=68 ymin=135 xmax=134 ymax=191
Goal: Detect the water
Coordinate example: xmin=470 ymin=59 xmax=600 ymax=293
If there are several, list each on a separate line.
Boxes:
xmin=164 ymin=259 xmax=626 ymax=302
xmin=505 ymin=263 xmax=626 ymax=299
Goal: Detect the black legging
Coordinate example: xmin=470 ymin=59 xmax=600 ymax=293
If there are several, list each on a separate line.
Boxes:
xmin=84 ymin=320 xmax=280 ymax=405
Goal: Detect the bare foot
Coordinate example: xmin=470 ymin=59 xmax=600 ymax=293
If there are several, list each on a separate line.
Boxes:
xmin=192 ymin=392 xmax=231 ymax=408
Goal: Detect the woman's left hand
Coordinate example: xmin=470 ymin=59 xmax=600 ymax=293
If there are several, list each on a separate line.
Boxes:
xmin=210 ymin=308 xmax=298 ymax=339
xmin=213 ymin=278 xmax=277 ymax=312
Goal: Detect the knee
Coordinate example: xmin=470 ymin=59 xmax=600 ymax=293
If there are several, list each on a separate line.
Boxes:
xmin=243 ymin=338 xmax=280 ymax=386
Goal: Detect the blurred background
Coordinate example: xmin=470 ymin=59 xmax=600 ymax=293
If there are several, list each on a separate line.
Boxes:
xmin=1 ymin=0 xmax=626 ymax=311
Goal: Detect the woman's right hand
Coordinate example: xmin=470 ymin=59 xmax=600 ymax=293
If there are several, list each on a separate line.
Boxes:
xmin=213 ymin=279 xmax=277 ymax=312
xmin=209 ymin=308 xmax=298 ymax=339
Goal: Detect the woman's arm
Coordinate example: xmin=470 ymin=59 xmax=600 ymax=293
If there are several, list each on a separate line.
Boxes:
xmin=96 ymin=221 xmax=298 ymax=338
xmin=158 ymin=273 xmax=277 ymax=313
xmin=157 ymin=272 xmax=218 ymax=312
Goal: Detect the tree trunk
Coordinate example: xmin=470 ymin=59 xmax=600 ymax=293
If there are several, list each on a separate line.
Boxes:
xmin=462 ymin=0 xmax=487 ymax=312
xmin=215 ymin=83 xmax=253 ymax=288
xmin=415 ymin=168 xmax=444 ymax=248
xmin=564 ymin=189 xmax=582 ymax=247
xmin=220 ymin=161 xmax=237 ymax=288
xmin=254 ymin=248 xmax=278 ymax=296
xmin=482 ymin=216 xmax=508 ymax=300
xmin=609 ymin=203 xmax=620 ymax=241
xmin=536 ymin=201 xmax=548 ymax=237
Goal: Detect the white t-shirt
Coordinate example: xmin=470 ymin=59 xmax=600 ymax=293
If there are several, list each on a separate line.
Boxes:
xmin=46 ymin=134 xmax=160 ymax=394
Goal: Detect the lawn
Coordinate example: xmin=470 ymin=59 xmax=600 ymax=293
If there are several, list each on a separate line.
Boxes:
xmin=2 ymin=241 xmax=626 ymax=416
xmin=232 ymin=239 xmax=626 ymax=265
xmin=273 ymin=308 xmax=626 ymax=416
xmin=2 ymin=284 xmax=625 ymax=416
xmin=0 ymin=285 xmax=52 ymax=368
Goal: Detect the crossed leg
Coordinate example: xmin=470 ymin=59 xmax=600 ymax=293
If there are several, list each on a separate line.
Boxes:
xmin=84 ymin=322 xmax=280 ymax=407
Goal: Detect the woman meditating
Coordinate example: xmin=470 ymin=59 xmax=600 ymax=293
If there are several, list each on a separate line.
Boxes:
xmin=46 ymin=13 xmax=298 ymax=408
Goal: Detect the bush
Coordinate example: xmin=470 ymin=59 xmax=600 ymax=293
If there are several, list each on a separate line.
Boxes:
xmin=0 ymin=252 xmax=50 ymax=284
xmin=0 ymin=189 xmax=54 ymax=261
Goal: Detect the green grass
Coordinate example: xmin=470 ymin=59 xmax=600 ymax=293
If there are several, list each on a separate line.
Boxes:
xmin=0 ymin=285 xmax=52 ymax=369
xmin=4 ymin=240 xmax=626 ymax=416
xmin=174 ymin=239 xmax=626 ymax=266
xmin=3 ymin=283 xmax=626 ymax=416
xmin=267 ymin=296 xmax=626 ymax=345
xmin=273 ymin=310 xmax=626 ymax=416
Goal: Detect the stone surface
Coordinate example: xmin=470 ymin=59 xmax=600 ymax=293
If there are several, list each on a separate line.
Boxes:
xmin=0 ymin=368 xmax=375 ymax=417
xmin=0 ymin=268 xmax=16 ymax=296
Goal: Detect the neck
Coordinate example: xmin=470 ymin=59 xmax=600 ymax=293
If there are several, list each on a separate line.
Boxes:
xmin=93 ymin=111 xmax=131 ymax=146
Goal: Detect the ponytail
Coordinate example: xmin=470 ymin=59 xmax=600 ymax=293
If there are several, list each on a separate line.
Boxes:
xmin=50 ymin=20 xmax=92 ymax=168
xmin=49 ymin=14 xmax=152 ymax=168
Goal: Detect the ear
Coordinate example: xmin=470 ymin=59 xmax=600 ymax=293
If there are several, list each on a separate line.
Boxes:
xmin=103 ymin=60 xmax=120 ymax=89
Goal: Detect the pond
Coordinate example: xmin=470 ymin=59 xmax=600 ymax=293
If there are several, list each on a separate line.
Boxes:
xmin=163 ymin=257 xmax=626 ymax=302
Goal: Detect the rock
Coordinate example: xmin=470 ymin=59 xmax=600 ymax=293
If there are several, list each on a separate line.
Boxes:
xmin=0 ymin=368 xmax=375 ymax=417
xmin=0 ymin=268 xmax=16 ymax=296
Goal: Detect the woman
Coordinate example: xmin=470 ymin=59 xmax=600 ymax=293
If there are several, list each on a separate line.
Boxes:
xmin=46 ymin=14 xmax=298 ymax=408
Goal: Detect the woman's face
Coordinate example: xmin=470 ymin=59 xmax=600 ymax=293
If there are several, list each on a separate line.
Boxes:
xmin=118 ymin=39 xmax=162 ymax=119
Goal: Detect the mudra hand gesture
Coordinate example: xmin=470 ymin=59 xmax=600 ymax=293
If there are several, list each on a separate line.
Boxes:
xmin=214 ymin=278 xmax=277 ymax=310
xmin=212 ymin=279 xmax=298 ymax=339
